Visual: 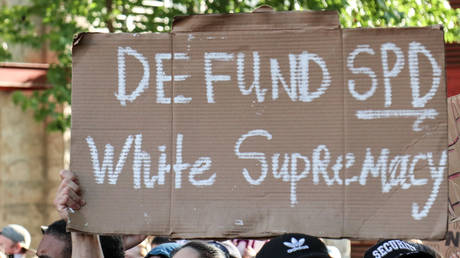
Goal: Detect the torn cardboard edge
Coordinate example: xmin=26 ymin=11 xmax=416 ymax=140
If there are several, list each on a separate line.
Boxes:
xmin=73 ymin=7 xmax=340 ymax=47
xmin=172 ymin=8 xmax=339 ymax=32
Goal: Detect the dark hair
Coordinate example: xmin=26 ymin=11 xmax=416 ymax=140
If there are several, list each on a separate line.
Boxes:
xmin=100 ymin=235 xmax=124 ymax=258
xmin=43 ymin=220 xmax=72 ymax=258
xmin=171 ymin=241 xmax=226 ymax=258
xmin=42 ymin=219 xmax=124 ymax=258
xmin=152 ymin=236 xmax=172 ymax=246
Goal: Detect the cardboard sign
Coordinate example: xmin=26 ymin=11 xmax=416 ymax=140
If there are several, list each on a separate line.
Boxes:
xmin=448 ymin=95 xmax=460 ymax=219
xmin=421 ymin=95 xmax=460 ymax=256
xmin=69 ymin=10 xmax=447 ymax=239
xmin=425 ymin=222 xmax=460 ymax=257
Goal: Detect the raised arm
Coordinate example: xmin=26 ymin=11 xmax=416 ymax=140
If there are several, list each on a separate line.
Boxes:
xmin=54 ymin=170 xmax=104 ymax=258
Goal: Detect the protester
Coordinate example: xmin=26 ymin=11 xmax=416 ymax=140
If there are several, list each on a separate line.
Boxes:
xmin=364 ymin=239 xmax=438 ymax=258
xmin=220 ymin=241 xmax=242 ymax=258
xmin=146 ymin=242 xmax=180 ymax=258
xmin=36 ymin=219 xmax=125 ymax=258
xmin=54 ymin=170 xmax=156 ymax=258
xmin=100 ymin=235 xmax=125 ymax=258
xmin=255 ymin=233 xmax=331 ymax=258
xmin=151 ymin=237 xmax=172 ymax=249
xmin=123 ymin=235 xmax=149 ymax=252
xmin=171 ymin=241 xmax=226 ymax=258
xmin=52 ymin=169 xmax=105 ymax=258
xmin=37 ymin=220 xmax=71 ymax=258
xmin=232 ymin=240 xmax=264 ymax=258
xmin=241 ymin=246 xmax=256 ymax=258
xmin=326 ymin=246 xmax=341 ymax=258
xmin=125 ymin=237 xmax=151 ymax=258
xmin=0 ymin=224 xmax=32 ymax=258
xmin=125 ymin=245 xmax=145 ymax=258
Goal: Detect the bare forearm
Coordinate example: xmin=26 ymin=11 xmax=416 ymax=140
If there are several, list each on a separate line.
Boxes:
xmin=122 ymin=235 xmax=147 ymax=250
xmin=71 ymin=232 xmax=104 ymax=258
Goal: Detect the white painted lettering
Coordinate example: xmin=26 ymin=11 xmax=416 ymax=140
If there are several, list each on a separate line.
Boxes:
xmin=381 ymin=43 xmax=405 ymax=107
xmin=347 ymin=44 xmax=378 ymax=101
xmin=272 ymin=153 xmax=290 ymax=182
xmin=133 ymin=134 xmax=151 ymax=189
xmin=237 ymin=52 xmax=267 ymax=102
xmin=116 ymin=47 xmax=150 ymax=106
xmin=155 ymin=53 xmax=191 ymax=104
xmin=360 ymin=148 xmax=389 ymax=189
xmin=297 ymin=52 xmax=331 ymax=102
xmin=155 ymin=145 xmax=171 ymax=186
xmin=355 ymin=109 xmax=438 ymax=132
xmin=409 ymin=41 xmax=441 ymax=108
xmin=290 ymin=153 xmax=310 ymax=206
xmin=412 ymin=151 xmax=447 ymax=220
xmin=86 ymin=135 xmax=134 ymax=184
xmin=312 ymin=145 xmax=333 ymax=185
xmin=204 ymin=52 xmax=234 ymax=103
xmin=408 ymin=153 xmax=430 ymax=187
xmin=234 ymin=130 xmax=272 ymax=185
xmin=385 ymin=155 xmax=410 ymax=192
xmin=271 ymin=52 xmax=330 ymax=102
xmin=189 ymin=157 xmax=215 ymax=186
xmin=174 ymin=134 xmax=191 ymax=189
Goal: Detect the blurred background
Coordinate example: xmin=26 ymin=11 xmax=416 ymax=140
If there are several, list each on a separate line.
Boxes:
xmin=0 ymin=0 xmax=458 ymax=257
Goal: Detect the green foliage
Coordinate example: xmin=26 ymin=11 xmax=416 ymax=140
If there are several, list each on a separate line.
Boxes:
xmin=0 ymin=0 xmax=458 ymax=132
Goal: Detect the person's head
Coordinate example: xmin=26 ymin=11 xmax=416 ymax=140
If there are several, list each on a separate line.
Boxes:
xmin=151 ymin=236 xmax=172 ymax=248
xmin=37 ymin=220 xmax=71 ymax=258
xmin=364 ymin=240 xmax=437 ymax=258
xmin=219 ymin=241 xmax=242 ymax=258
xmin=100 ymin=235 xmax=125 ymax=258
xmin=0 ymin=224 xmax=31 ymax=255
xmin=125 ymin=237 xmax=151 ymax=258
xmin=255 ymin=233 xmax=331 ymax=258
xmin=172 ymin=241 xmax=226 ymax=258
xmin=36 ymin=219 xmax=125 ymax=258
xmin=146 ymin=242 xmax=180 ymax=258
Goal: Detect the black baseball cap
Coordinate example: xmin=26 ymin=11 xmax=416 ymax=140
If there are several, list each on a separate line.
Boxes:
xmin=256 ymin=233 xmax=331 ymax=258
xmin=364 ymin=240 xmax=436 ymax=258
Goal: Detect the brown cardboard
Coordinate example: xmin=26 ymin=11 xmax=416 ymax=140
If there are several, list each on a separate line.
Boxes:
xmin=423 ymin=95 xmax=460 ymax=257
xmin=172 ymin=9 xmax=339 ymax=32
xmin=424 ymin=221 xmax=460 ymax=257
xmin=69 ymin=10 xmax=447 ymax=240
xmin=448 ymin=95 xmax=460 ymax=219
xmin=424 ymin=95 xmax=460 ymax=255
xmin=342 ymin=27 xmax=447 ymax=239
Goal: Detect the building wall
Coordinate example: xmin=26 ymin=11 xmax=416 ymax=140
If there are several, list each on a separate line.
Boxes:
xmin=0 ymin=91 xmax=64 ymax=253
xmin=2 ymin=0 xmax=50 ymax=64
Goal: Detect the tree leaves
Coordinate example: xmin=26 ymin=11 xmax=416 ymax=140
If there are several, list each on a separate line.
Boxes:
xmin=0 ymin=0 xmax=458 ymax=132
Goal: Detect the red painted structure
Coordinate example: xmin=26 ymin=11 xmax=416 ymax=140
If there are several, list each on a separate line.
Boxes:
xmin=447 ymin=43 xmax=460 ymax=97
xmin=0 ymin=62 xmax=50 ymax=91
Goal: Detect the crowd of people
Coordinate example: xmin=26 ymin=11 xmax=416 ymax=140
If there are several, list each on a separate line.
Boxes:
xmin=0 ymin=170 xmax=441 ymax=258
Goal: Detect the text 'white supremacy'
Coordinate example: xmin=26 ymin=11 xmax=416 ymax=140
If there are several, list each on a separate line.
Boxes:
xmin=116 ymin=41 xmax=441 ymax=131
xmin=86 ymin=130 xmax=446 ymax=221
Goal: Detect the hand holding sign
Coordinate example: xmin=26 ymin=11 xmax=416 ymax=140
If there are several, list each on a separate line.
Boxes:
xmin=54 ymin=170 xmax=86 ymax=220
xmin=54 ymin=169 xmax=147 ymax=255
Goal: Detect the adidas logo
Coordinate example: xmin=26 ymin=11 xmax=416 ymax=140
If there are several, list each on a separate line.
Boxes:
xmin=283 ymin=237 xmax=310 ymax=253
